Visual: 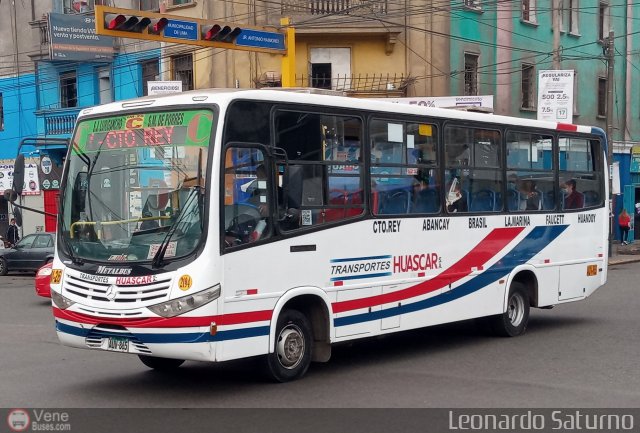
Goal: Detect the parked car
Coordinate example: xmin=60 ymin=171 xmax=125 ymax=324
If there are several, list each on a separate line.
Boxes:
xmin=0 ymin=232 xmax=55 ymax=276
xmin=35 ymin=262 xmax=53 ymax=298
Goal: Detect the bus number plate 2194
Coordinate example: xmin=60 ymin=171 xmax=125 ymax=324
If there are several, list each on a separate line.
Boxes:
xmin=105 ymin=337 xmax=129 ymax=352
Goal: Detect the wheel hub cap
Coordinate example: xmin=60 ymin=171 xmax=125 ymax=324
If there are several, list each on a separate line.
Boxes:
xmin=276 ymin=326 xmax=304 ymax=369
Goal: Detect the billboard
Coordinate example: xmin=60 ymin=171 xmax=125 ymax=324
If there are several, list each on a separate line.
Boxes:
xmin=49 ymin=13 xmax=115 ymax=61
xmin=537 ymin=70 xmax=574 ymax=122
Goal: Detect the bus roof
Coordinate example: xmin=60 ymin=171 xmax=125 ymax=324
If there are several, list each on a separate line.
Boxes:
xmin=77 ymin=88 xmax=602 ymax=137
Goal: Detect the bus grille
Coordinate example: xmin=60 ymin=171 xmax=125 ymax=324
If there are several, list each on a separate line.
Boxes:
xmin=64 ymin=274 xmax=172 ymax=306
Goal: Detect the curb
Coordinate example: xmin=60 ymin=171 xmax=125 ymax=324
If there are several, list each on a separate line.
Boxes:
xmin=609 ymin=256 xmax=640 ymax=265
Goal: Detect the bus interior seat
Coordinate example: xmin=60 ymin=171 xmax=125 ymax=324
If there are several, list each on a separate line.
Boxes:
xmin=583 ymin=190 xmax=599 ymax=207
xmin=543 ymin=190 xmax=555 ymax=210
xmin=379 ymin=189 xmax=411 ymax=214
xmin=507 ymin=188 xmax=520 ymax=211
xmin=469 ymin=189 xmax=495 ymax=212
xmin=411 ymin=188 xmax=440 ymax=213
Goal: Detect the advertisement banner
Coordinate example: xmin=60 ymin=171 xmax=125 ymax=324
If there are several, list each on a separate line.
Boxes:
xmin=379 ymin=95 xmax=494 ymax=110
xmin=537 ymin=70 xmax=574 ymax=122
xmin=147 ymin=81 xmax=183 ymax=96
xmin=48 ymin=13 xmax=115 ymax=61
xmin=0 ymin=163 xmax=41 ymax=195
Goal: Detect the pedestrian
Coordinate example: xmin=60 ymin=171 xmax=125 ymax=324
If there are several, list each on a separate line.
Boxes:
xmin=619 ymin=208 xmax=631 ymax=245
xmin=6 ymin=218 xmax=19 ymax=247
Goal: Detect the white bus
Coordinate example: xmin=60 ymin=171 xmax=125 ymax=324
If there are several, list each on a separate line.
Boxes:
xmin=30 ymin=89 xmax=607 ymax=381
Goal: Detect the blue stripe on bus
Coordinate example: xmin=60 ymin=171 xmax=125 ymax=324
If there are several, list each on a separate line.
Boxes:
xmin=331 ymin=272 xmax=393 ymax=282
xmin=55 ymin=321 xmax=270 ymax=343
xmin=334 ymin=225 xmax=568 ymax=327
xmin=330 ymin=255 xmax=392 ymax=263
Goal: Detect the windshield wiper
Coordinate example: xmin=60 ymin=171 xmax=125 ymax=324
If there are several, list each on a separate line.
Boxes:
xmin=151 ymin=186 xmax=201 ymax=268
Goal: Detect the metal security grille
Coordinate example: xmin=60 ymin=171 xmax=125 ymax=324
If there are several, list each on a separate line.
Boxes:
xmin=142 ymin=59 xmax=160 ymax=96
xmin=173 ymin=54 xmax=194 ymax=91
xmin=464 ymin=53 xmax=479 ymax=96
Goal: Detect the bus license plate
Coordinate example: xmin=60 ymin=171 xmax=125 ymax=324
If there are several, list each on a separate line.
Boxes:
xmin=105 ymin=337 xmax=129 ymax=352
xmin=586 ymin=265 xmax=598 ymax=276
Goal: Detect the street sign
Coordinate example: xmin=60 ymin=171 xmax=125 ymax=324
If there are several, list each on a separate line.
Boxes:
xmin=236 ymin=29 xmax=285 ymax=51
xmin=165 ymin=19 xmax=198 ymax=41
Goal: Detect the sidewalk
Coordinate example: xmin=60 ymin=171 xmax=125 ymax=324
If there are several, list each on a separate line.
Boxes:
xmin=609 ymin=240 xmax=640 ymax=265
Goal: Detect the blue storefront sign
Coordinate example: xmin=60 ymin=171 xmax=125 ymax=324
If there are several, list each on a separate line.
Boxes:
xmin=235 ymin=29 xmax=285 ymax=51
xmin=166 ymin=20 xmax=198 ymax=41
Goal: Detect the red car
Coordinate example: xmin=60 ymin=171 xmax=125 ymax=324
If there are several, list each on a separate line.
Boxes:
xmin=35 ymin=262 xmax=53 ymax=298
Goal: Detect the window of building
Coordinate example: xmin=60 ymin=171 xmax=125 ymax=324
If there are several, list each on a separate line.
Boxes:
xmin=369 ymin=119 xmax=439 ymax=215
xmin=598 ymin=2 xmax=610 ymax=41
xmin=558 ymin=137 xmax=604 ymax=209
xmin=309 ymin=48 xmax=351 ymax=91
xmin=464 ymin=53 xmax=479 ymax=96
xmin=170 ymin=0 xmax=193 ymax=5
xmin=444 ymin=126 xmax=502 ymax=213
xmin=141 ymin=59 xmax=160 ymax=96
xmin=568 ymin=0 xmax=579 ymax=34
xmin=521 ymin=63 xmax=535 ymax=109
xmin=597 ymin=77 xmax=606 ymax=117
xmin=97 ymin=67 xmax=112 ymax=105
xmin=0 ymin=93 xmax=4 ymax=131
xmin=60 ymin=71 xmax=77 ymax=108
xmin=522 ymin=0 xmax=536 ymax=23
xmin=172 ymin=54 xmax=193 ymax=91
xmin=311 ymin=63 xmax=332 ymax=89
xmin=139 ymin=0 xmax=159 ymax=10
xmin=63 ymin=0 xmax=108 ymax=13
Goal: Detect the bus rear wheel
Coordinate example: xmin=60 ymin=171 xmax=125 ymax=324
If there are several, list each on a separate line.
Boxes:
xmin=490 ymin=282 xmax=530 ymax=337
xmin=138 ymin=355 xmax=185 ymax=371
xmin=266 ymin=309 xmax=312 ymax=382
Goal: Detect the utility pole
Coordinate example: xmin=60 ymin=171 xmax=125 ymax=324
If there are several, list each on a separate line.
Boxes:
xmin=552 ymin=0 xmax=561 ymax=69
xmin=606 ymin=30 xmax=615 ymax=257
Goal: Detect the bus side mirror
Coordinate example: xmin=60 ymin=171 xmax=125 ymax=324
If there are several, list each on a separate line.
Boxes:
xmin=12 ymin=154 xmax=25 ymax=197
xmin=13 ymin=208 xmax=22 ymax=227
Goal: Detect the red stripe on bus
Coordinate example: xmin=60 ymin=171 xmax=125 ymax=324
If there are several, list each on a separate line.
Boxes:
xmin=52 ymin=307 xmax=272 ymax=328
xmin=331 ymin=227 xmax=525 ymax=314
xmin=556 ymin=123 xmax=578 ymax=132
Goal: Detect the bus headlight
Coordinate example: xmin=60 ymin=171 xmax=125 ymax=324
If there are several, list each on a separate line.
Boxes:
xmin=51 ymin=290 xmax=76 ymax=310
xmin=147 ymin=285 xmax=221 ymax=318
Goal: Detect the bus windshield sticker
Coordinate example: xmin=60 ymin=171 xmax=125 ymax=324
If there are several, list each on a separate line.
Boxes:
xmin=72 ymin=110 xmax=213 ymax=154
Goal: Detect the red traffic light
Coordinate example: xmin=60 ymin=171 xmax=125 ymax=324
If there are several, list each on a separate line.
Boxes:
xmin=202 ymin=24 xmax=221 ymax=41
xmin=104 ymin=13 xmax=152 ymax=33
xmin=201 ymin=24 xmax=242 ymax=43
xmin=149 ymin=18 xmax=168 ymax=35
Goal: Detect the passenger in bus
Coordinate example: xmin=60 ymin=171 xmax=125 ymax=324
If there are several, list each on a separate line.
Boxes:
xmin=446 ymin=179 xmax=467 ymax=213
xmin=139 ymin=210 xmax=159 ymax=231
xmin=519 ymin=180 xmax=542 ymax=211
xmin=563 ymin=179 xmax=584 ymax=210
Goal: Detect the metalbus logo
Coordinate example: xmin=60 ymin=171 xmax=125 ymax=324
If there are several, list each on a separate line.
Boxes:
xmin=7 ymin=409 xmax=30 ymax=432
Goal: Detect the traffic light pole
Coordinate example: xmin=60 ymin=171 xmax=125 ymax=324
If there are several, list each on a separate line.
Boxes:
xmin=280 ymin=18 xmax=296 ymax=88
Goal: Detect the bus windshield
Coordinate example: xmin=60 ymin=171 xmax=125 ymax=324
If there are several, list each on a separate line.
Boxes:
xmin=60 ymin=109 xmax=214 ymax=263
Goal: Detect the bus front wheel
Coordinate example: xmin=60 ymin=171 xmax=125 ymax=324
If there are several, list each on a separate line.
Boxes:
xmin=138 ymin=355 xmax=185 ymax=371
xmin=490 ymin=282 xmax=530 ymax=337
xmin=266 ymin=309 xmax=313 ymax=382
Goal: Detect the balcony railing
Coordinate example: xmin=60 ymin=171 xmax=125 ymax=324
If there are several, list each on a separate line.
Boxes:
xmin=282 ymin=0 xmax=388 ymax=15
xmin=39 ymin=108 xmax=80 ymax=136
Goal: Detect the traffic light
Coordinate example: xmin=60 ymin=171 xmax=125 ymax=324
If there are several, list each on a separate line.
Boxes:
xmin=104 ymin=14 xmax=168 ymax=35
xmin=201 ymin=24 xmax=242 ymax=43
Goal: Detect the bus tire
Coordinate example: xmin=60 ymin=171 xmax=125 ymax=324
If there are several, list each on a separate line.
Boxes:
xmin=490 ymin=282 xmax=530 ymax=337
xmin=266 ymin=309 xmax=312 ymax=382
xmin=138 ymin=355 xmax=185 ymax=371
